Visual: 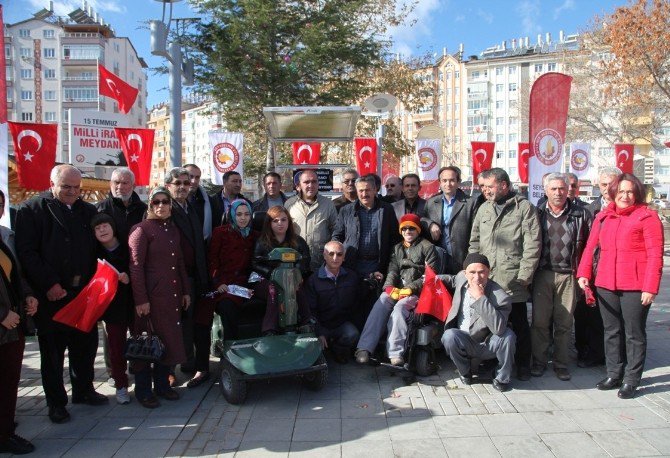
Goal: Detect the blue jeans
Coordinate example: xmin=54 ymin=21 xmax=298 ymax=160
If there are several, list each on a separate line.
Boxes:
xmin=321 ymin=321 xmax=360 ymax=354
xmin=134 ymin=362 xmax=170 ymax=399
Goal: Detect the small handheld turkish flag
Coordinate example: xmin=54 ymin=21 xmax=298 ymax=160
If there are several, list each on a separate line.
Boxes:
xmin=518 ymin=142 xmax=530 ymax=184
xmin=415 ymin=265 xmax=452 ymax=322
xmin=614 ymin=143 xmax=634 ymax=174
xmin=292 ymin=142 xmax=321 ymax=165
xmin=354 ymin=138 xmax=378 ymax=175
xmin=114 ymin=127 xmax=154 ymax=186
xmin=98 ymin=64 xmax=139 ymax=114
xmin=53 ymin=260 xmax=119 ymax=333
xmin=8 ymin=121 xmax=57 ymax=191
xmin=471 ymin=141 xmax=495 ymax=183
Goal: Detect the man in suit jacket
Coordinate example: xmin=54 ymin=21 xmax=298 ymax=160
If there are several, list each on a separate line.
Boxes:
xmin=252 ymin=172 xmax=288 ymax=213
xmin=421 ymin=166 xmax=479 ymax=274
xmin=209 ymin=171 xmax=251 ymax=228
xmin=440 ymin=253 xmax=515 ymax=392
xmin=392 ymin=173 xmax=426 ymax=222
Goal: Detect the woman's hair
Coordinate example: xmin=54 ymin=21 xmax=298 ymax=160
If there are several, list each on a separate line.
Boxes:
xmin=260 ymin=205 xmax=298 ymax=248
xmin=607 ymin=173 xmax=646 ymax=204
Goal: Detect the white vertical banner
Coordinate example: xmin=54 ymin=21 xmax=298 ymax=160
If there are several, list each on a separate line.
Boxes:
xmin=415 ymin=138 xmax=441 ymax=181
xmin=208 ymin=131 xmax=244 ymax=185
xmin=569 ymin=142 xmax=591 ymax=179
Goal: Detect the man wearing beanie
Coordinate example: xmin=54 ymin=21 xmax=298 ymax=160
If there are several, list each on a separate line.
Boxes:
xmin=439 ymin=253 xmax=516 ymax=392
xmin=355 ymin=213 xmax=439 ymax=366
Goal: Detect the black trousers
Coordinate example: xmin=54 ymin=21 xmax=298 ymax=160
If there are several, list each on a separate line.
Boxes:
xmin=509 ymin=301 xmax=531 ymax=369
xmin=573 ymin=295 xmax=604 ymax=362
xmin=0 ymin=333 xmax=24 ymax=440
xmin=37 ymin=326 xmax=98 ymax=407
xmin=597 ymin=288 xmax=650 ymax=386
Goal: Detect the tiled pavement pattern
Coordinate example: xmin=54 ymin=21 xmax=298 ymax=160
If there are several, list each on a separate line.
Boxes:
xmin=6 ymin=255 xmax=670 ymax=457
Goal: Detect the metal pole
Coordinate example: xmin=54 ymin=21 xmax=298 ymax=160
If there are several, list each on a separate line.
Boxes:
xmin=376 ymin=122 xmax=385 ymax=178
xmin=168 ymin=41 xmax=182 ymax=168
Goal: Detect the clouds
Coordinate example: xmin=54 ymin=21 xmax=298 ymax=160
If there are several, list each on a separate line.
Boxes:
xmin=553 ymin=0 xmax=576 ymax=19
xmin=388 ymin=0 xmax=443 ymax=57
xmin=476 ymin=8 xmax=494 ymax=24
xmin=517 ymin=0 xmax=542 ymax=36
xmin=26 ymin=0 xmax=126 ymax=17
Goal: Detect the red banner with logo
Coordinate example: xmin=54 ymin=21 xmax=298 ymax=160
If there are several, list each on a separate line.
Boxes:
xmin=528 ymin=72 xmax=573 ymax=204
xmin=518 ymin=142 xmax=530 ymax=184
xmin=98 ymin=64 xmax=139 ymax=114
xmin=415 ymin=265 xmax=452 ymax=322
xmin=471 ymin=141 xmax=495 ymax=183
xmin=292 ymin=142 xmax=321 ymax=165
xmin=8 ymin=121 xmax=57 ymax=190
xmin=615 ymin=143 xmax=634 ymax=174
xmin=114 ymin=127 xmax=155 ymax=186
xmin=354 ymin=137 xmax=377 ymax=176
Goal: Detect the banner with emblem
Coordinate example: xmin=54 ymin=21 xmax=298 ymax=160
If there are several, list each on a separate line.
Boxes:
xmin=569 ymin=142 xmax=591 ymax=178
xmin=415 ymin=138 xmax=441 ymax=182
xmin=615 ymin=143 xmax=634 ymax=174
xmin=292 ymin=142 xmax=321 ymax=165
xmin=518 ymin=142 xmax=530 ymax=183
xmin=114 ymin=127 xmax=154 ymax=186
xmin=8 ymin=121 xmax=58 ymax=191
xmin=354 ymin=138 xmax=377 ymax=175
xmin=528 ymin=72 xmax=573 ymax=205
xmin=209 ymin=131 xmax=244 ymax=185
xmin=470 ymin=141 xmax=495 ymax=183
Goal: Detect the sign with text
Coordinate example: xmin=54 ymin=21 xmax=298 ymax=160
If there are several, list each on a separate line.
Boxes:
xmin=68 ymin=109 xmax=130 ymax=169
xmin=293 ymin=168 xmax=334 ymax=192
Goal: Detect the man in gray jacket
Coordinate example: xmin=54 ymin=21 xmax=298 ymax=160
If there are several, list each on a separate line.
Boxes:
xmin=440 ymin=253 xmax=515 ymax=392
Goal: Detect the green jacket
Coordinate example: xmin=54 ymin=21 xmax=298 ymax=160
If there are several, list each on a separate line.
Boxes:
xmin=469 ymin=192 xmax=542 ymax=302
xmin=384 ymin=237 xmax=439 ymax=294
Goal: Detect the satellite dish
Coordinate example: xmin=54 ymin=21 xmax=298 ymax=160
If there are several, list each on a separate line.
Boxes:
xmin=363 ymin=93 xmax=398 ymax=116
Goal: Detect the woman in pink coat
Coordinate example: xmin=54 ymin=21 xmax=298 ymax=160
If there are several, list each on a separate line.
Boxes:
xmin=577 ymin=173 xmax=664 ymax=399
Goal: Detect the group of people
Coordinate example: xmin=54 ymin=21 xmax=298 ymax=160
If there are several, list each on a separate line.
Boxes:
xmin=0 ymin=160 xmax=664 ymax=455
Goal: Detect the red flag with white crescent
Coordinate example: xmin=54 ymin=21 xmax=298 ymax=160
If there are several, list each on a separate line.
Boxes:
xmin=114 ymin=127 xmax=155 ymax=186
xmin=471 ymin=141 xmax=495 ymax=183
xmin=518 ymin=142 xmax=530 ymax=183
xmin=354 ymin=138 xmax=377 ymax=175
xmin=98 ymin=64 xmax=139 ymax=114
xmin=415 ymin=264 xmax=452 ymax=322
xmin=53 ymin=259 xmax=119 ymax=333
xmin=8 ymin=121 xmax=57 ymax=190
xmin=292 ymin=142 xmax=321 ymax=165
xmin=615 ymin=143 xmax=634 ymax=174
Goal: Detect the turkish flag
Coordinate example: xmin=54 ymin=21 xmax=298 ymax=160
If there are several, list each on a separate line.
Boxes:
xmin=615 ymin=143 xmax=634 ymax=173
xmin=98 ymin=64 xmax=139 ymax=114
xmin=354 ymin=138 xmax=378 ymax=175
xmin=8 ymin=121 xmax=57 ymax=191
xmin=53 ymin=260 xmax=119 ymax=333
xmin=415 ymin=265 xmax=452 ymax=322
xmin=115 ymin=127 xmax=154 ymax=186
xmin=471 ymin=141 xmax=495 ymax=183
xmin=518 ymin=142 xmax=530 ymax=183
xmin=292 ymin=142 xmax=321 ymax=165
xmin=420 ymin=180 xmax=440 ymax=199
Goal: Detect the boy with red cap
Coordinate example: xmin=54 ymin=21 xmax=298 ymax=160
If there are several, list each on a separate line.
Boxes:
xmin=355 ymin=214 xmax=439 ymax=365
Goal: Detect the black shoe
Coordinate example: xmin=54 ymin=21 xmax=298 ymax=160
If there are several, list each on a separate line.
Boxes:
xmin=516 ymin=366 xmax=531 ymax=381
xmin=72 ymin=390 xmax=109 ymax=405
xmin=180 ymin=363 xmax=196 ymax=374
xmin=596 ymin=377 xmax=622 ymax=390
xmin=530 ymin=364 xmax=546 ymax=377
xmin=554 ymin=367 xmax=571 ymax=381
xmin=48 ymin=405 xmax=71 ymax=424
xmin=0 ymin=434 xmax=35 ymax=455
xmin=186 ymin=372 xmax=211 ymax=388
xmin=577 ymin=358 xmax=605 ymax=368
xmin=618 ymin=383 xmax=637 ymax=399
xmin=492 ymin=379 xmax=511 ymax=392
xmin=459 ymin=373 xmax=473 ymax=385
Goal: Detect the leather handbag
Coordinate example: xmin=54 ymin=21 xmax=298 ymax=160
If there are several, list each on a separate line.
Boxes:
xmin=125 ymin=318 xmax=165 ymax=363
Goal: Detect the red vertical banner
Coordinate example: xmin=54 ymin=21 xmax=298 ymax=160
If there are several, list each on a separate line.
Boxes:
xmin=291 ymin=142 xmax=321 ymax=165
xmin=354 ymin=137 xmax=377 ymax=175
xmin=8 ymin=122 xmax=58 ymax=190
xmin=518 ymin=142 xmax=530 ymax=184
xmin=114 ymin=127 xmax=155 ymax=186
xmin=471 ymin=141 xmax=495 ymax=183
xmin=615 ymin=143 xmax=634 ymax=174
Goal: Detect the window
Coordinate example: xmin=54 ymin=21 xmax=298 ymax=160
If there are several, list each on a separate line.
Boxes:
xmin=508 ymin=66 xmax=517 ymax=75
xmin=496 ymin=84 xmax=504 ymax=93
xmin=509 ymin=83 xmax=517 ymax=92
xmin=4 ymin=45 xmax=10 ymax=59
xmin=496 ymin=117 xmax=504 ymax=126
xmin=509 ymin=133 xmax=517 ymax=142
xmin=19 ymin=47 xmax=31 ymax=58
xmin=19 ymin=29 xmax=30 ymax=38
xmin=509 ymin=99 xmax=518 ymax=109
xmin=496 ymin=67 xmax=503 ymax=76
xmin=44 ymin=68 xmax=56 ymax=79
xmin=509 ymin=117 xmax=518 ymax=126
xmin=509 ymin=166 xmax=517 ymax=176
xmin=21 ymin=90 xmax=33 ymax=101
xmin=44 ymin=90 xmax=57 ymax=101
xmin=63 ymin=87 xmax=98 ymax=102
xmin=20 ymin=69 xmax=33 ymax=79
xmin=6 ymin=88 xmax=12 ymax=102
xmin=44 ymin=48 xmax=56 ymax=58
xmin=114 ymin=43 xmax=120 ymax=52
xmin=548 ymin=62 xmax=557 ymax=71
xmin=496 ymin=134 xmax=504 ymax=142
xmin=471 ymin=71 xmax=480 ymax=79
xmin=454 ymin=103 xmax=459 ymax=112
xmin=62 ymin=110 xmax=69 ymax=123
xmin=62 ymin=45 xmax=102 ymax=60
xmin=508 ymin=150 xmax=516 ymax=159
xmin=535 ymin=63 xmax=543 ymax=72
xmin=454 ymin=71 xmax=460 ymax=79
xmin=496 ymin=150 xmax=504 ymax=160
xmin=21 ymin=112 xmax=33 ymax=121
xmin=496 ymin=100 xmax=504 ymax=109
xmin=44 ymin=112 xmax=57 ymax=122
xmin=43 ymin=29 xmax=55 ymax=38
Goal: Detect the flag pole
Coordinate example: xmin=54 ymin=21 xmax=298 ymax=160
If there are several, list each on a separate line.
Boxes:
xmin=96 ymin=58 xmax=100 ymax=111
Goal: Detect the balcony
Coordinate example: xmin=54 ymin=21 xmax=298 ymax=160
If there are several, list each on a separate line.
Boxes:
xmin=62 ymin=78 xmax=96 ymax=87
xmin=62 ymin=58 xmax=100 ymax=67
xmin=62 ymin=99 xmax=105 ymax=110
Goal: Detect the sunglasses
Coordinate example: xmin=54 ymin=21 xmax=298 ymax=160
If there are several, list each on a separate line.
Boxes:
xmin=170 ymin=180 xmax=189 ymax=187
xmin=151 ymin=199 xmax=171 ymax=206
xmin=401 ymin=226 xmax=417 ymax=232
xmin=326 ymin=251 xmax=344 ymax=257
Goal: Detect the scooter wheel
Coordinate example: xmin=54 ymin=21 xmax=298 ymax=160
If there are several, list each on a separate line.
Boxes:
xmin=219 ymin=359 xmax=247 ymax=404
xmin=414 ymin=348 xmax=436 ymax=377
xmin=303 ymin=355 xmax=328 ymax=391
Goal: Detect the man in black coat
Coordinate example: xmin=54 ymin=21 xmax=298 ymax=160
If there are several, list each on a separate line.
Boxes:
xmin=209 ymin=171 xmax=252 ymax=228
xmin=252 ymin=172 xmax=288 ymax=212
xmin=16 ymin=165 xmax=106 ymax=424
xmin=185 ymin=164 xmax=214 ymax=242
xmin=96 ymin=167 xmax=147 ymax=245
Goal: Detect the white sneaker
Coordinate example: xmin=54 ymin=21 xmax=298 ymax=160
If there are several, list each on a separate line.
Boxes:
xmin=107 ymin=377 xmax=115 ymax=387
xmin=355 ymin=349 xmax=370 ymax=364
xmin=390 ymin=356 xmax=404 ymax=366
xmin=116 ymin=387 xmax=130 ymax=405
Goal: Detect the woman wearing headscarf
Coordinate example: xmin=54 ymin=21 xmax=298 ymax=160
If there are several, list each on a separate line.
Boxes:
xmin=128 ymin=187 xmax=190 ymax=408
xmin=188 ymin=199 xmax=259 ymax=388
xmin=577 ymin=173 xmax=664 ymax=399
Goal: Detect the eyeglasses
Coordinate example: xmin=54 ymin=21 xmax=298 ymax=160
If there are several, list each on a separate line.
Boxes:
xmin=170 ymin=180 xmax=189 ymax=187
xmin=326 ymin=251 xmax=344 ymax=257
xmin=401 ymin=226 xmax=417 ymax=232
xmin=343 ymin=179 xmax=356 ymax=184
xmin=151 ymin=199 xmax=171 ymax=206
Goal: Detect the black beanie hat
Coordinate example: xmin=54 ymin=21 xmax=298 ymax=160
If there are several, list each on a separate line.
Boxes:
xmin=463 ymin=253 xmax=490 ymax=270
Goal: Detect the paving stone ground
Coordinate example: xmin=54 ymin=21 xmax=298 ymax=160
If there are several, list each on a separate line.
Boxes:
xmin=6 ymin=254 xmax=670 ymax=457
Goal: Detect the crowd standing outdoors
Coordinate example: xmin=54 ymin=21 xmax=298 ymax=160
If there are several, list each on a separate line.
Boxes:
xmin=0 ymin=161 xmax=665 ymax=455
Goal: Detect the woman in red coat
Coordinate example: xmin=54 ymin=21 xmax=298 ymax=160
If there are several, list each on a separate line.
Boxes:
xmin=129 ymin=187 xmax=190 ymax=408
xmin=577 ymin=173 xmax=664 ymax=399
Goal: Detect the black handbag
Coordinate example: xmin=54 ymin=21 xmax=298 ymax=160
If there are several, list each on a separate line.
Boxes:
xmin=125 ymin=318 xmax=165 ymax=363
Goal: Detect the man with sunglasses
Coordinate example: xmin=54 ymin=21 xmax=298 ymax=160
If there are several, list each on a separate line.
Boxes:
xmin=304 ymin=241 xmax=360 ymax=363
xmin=333 ymin=169 xmax=359 ymax=212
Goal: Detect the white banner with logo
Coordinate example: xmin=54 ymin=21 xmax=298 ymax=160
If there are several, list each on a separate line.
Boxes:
xmin=209 ymin=131 xmax=244 ymax=185
xmin=415 ymin=138 xmax=441 ymax=181
xmin=569 ymin=142 xmax=591 ymax=179
xmin=528 ymin=130 xmax=564 ymax=205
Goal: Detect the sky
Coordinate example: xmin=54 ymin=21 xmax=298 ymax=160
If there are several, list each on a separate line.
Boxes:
xmin=4 ymin=0 xmax=626 ymax=108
